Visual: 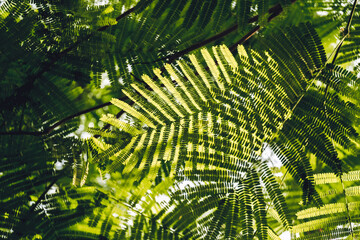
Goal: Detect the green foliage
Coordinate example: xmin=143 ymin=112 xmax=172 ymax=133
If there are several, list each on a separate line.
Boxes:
xmin=1 ymin=0 xmax=360 ymax=239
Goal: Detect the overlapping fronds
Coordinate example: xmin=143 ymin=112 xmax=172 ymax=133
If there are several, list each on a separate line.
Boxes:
xmin=87 ymin=22 xmax=360 ymax=238
xmin=292 ymin=170 xmax=360 ymax=239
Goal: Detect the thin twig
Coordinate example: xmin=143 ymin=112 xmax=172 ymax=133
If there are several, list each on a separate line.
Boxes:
xmin=323 ymin=0 xmax=358 ymax=101
xmin=229 ymin=26 xmax=260 ymax=52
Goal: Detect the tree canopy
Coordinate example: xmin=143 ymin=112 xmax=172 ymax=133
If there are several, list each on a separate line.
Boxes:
xmin=1 ymin=0 xmax=360 ymax=239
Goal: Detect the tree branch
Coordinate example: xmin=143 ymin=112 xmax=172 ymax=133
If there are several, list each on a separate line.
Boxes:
xmin=229 ymin=26 xmax=260 ymax=52
xmin=138 ymin=24 xmax=238 ymax=64
xmin=136 ymin=0 xmax=297 ymax=65
xmin=0 ymin=102 xmax=112 ymax=136
xmin=229 ymin=0 xmax=297 ymax=52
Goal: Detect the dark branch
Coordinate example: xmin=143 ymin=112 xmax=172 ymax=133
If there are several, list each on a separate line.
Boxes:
xmin=136 ymin=0 xmax=297 ymax=65
xmin=229 ymin=26 xmax=260 ymax=52
xmin=0 ymin=78 xmax=142 ymax=137
xmin=230 ymin=0 xmax=297 ymax=52
xmin=138 ymin=24 xmax=238 ymax=65
xmin=42 ymin=102 xmax=112 ymax=135
xmin=0 ymin=102 xmax=112 ymax=136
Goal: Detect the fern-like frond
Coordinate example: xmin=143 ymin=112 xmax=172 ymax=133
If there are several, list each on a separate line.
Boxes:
xmin=89 ymin=23 xmax=358 ymax=238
